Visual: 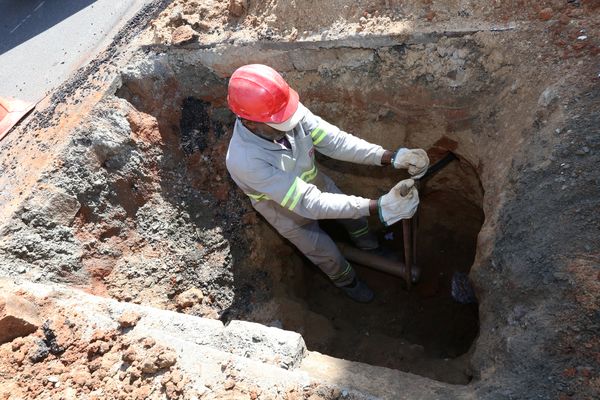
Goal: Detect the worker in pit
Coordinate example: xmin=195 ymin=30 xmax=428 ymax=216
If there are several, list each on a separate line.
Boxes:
xmin=225 ymin=64 xmax=429 ymax=303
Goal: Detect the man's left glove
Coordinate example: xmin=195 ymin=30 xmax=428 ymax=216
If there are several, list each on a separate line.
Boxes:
xmin=392 ymin=148 xmax=429 ymax=179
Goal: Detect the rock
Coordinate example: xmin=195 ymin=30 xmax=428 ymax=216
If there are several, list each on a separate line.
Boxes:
xmin=140 ymin=345 xmax=177 ymax=373
xmin=228 ymin=0 xmax=248 ymax=17
xmin=0 ymin=295 xmax=41 ymax=344
xmin=70 ymin=368 xmax=92 ymax=386
xmin=224 ymin=378 xmax=235 ymax=390
xmin=156 ymin=348 xmax=177 ymax=369
xmin=140 ymin=358 xmax=159 ymax=374
xmin=539 ymin=8 xmax=553 ymax=21
xmin=538 ymin=86 xmax=558 ymax=107
xmin=176 ymin=287 xmax=204 ymax=309
xmin=171 ymin=25 xmax=198 ymax=46
xmin=28 ymin=339 xmax=50 ymax=362
xmin=118 ymin=311 xmax=141 ymax=328
xmin=25 ymin=186 xmax=81 ymax=226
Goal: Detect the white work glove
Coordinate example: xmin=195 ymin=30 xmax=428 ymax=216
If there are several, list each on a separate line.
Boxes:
xmin=378 ymin=179 xmax=419 ymax=227
xmin=392 ymin=148 xmax=430 ymax=179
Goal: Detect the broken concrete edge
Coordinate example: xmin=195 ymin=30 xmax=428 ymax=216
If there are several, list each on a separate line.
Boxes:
xmin=146 ymin=22 xmax=518 ymax=52
xmin=0 ymin=277 xmax=466 ymax=398
xmin=131 ymin=24 xmax=519 ymax=84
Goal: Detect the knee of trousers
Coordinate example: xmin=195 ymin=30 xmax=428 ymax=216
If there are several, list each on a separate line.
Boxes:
xmin=286 ymin=226 xmax=355 ymax=286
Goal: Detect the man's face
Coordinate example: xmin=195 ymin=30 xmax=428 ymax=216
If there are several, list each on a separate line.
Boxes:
xmin=241 ymin=119 xmax=287 ymax=141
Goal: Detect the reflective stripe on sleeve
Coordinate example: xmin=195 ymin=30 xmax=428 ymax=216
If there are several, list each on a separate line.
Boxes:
xmin=310 ymin=127 xmax=327 ymax=145
xmin=247 ymin=193 xmax=270 ymax=201
xmin=280 ymin=177 xmax=303 ymax=211
xmin=300 ymin=164 xmax=318 ymax=183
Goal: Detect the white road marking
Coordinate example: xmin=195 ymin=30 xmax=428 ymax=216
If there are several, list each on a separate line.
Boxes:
xmin=34 ymin=1 xmax=45 ymax=12
xmin=9 ymin=1 xmax=45 ymax=34
xmin=10 ymin=13 xmax=32 ymax=34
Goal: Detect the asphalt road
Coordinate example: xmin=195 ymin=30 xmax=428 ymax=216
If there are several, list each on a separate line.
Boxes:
xmin=0 ymin=0 xmax=153 ymax=103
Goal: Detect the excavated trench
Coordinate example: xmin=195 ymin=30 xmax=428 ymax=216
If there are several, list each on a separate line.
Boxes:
xmin=113 ymin=37 xmax=502 ymax=384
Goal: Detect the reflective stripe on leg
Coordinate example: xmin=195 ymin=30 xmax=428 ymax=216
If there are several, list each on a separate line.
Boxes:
xmin=328 ymin=261 xmax=356 ymax=287
xmin=349 ymin=224 xmax=369 ymax=238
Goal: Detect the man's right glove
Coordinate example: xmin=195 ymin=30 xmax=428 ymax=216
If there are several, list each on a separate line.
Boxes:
xmin=378 ymin=179 xmax=419 ymax=226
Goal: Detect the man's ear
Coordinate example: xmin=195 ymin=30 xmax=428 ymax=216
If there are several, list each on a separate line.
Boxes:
xmin=241 ymin=119 xmax=256 ymax=129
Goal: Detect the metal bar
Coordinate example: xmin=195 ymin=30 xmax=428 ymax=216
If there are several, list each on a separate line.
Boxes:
xmin=418 ymin=152 xmax=458 ymax=182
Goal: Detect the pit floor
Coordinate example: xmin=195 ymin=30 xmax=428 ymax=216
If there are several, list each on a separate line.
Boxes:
xmin=291 ymin=187 xmax=482 ymax=384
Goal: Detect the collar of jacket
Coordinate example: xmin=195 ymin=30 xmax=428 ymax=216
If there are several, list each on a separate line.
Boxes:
xmin=235 ymin=118 xmax=292 ymax=151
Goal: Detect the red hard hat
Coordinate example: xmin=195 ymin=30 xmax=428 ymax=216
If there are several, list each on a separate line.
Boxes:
xmin=227 ymin=64 xmax=299 ymax=123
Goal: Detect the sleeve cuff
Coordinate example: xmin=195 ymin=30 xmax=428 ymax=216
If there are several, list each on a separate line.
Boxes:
xmin=375 ymin=147 xmax=387 ymax=166
xmin=355 ymin=197 xmax=372 ymax=217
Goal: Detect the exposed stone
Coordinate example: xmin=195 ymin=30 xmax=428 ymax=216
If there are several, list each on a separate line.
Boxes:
xmin=538 ymin=86 xmax=559 ymax=107
xmin=139 ymin=345 xmax=177 ymax=374
xmin=25 ymin=186 xmax=81 ymax=226
xmin=156 ymin=347 xmax=177 ymax=369
xmin=228 ymin=0 xmax=248 ymax=17
xmin=0 ymin=295 xmax=41 ymax=344
xmin=539 ymin=8 xmax=553 ymax=21
xmin=176 ymin=287 xmax=204 ymax=309
xmin=118 ymin=311 xmax=142 ymax=328
xmin=224 ymin=378 xmax=235 ymax=390
xmin=171 ymin=25 xmax=198 ymax=45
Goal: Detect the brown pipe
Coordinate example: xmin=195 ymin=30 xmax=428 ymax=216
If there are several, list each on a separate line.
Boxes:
xmin=336 ymin=242 xmax=413 ymax=282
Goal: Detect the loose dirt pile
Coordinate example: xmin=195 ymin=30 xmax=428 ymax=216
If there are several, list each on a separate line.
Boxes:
xmin=0 ymin=301 xmax=186 ymax=400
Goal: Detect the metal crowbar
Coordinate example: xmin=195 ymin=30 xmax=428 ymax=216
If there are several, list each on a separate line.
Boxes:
xmin=401 ymin=152 xmax=458 ymax=290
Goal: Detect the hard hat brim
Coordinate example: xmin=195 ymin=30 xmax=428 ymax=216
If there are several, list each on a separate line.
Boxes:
xmin=267 ymin=87 xmax=299 ymax=125
xmin=266 ymin=100 xmax=306 ymax=132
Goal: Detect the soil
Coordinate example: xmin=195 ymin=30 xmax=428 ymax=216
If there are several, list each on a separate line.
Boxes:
xmin=0 ymin=0 xmax=599 ymax=399
xmin=0 ymin=302 xmax=186 ymax=400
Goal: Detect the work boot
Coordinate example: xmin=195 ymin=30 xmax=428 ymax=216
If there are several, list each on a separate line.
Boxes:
xmin=341 ymin=278 xmax=374 ymax=303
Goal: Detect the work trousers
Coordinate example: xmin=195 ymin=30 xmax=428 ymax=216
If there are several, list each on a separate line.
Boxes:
xmin=253 ymin=172 xmax=378 ymax=287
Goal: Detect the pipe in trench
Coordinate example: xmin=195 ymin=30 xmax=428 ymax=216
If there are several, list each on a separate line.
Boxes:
xmin=336 ymin=242 xmax=420 ymax=284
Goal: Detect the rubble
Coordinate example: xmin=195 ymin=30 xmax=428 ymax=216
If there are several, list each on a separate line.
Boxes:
xmin=228 ymin=0 xmax=248 ymax=17
xmin=175 ymin=287 xmax=204 ymax=309
xmin=171 ymin=25 xmax=198 ymax=45
xmin=0 ymin=295 xmax=41 ymax=344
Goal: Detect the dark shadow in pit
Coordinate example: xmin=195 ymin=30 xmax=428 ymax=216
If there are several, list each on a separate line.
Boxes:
xmin=284 ymin=158 xmax=483 ymax=384
xmin=115 ymin=61 xmax=483 ymax=384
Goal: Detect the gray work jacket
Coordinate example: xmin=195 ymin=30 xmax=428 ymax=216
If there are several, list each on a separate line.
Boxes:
xmin=225 ymin=106 xmax=385 ymax=221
